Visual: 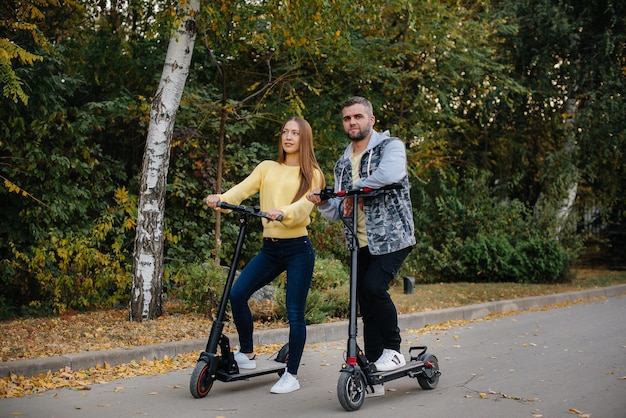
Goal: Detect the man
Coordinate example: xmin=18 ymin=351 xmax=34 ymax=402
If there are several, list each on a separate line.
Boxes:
xmin=307 ymin=96 xmax=416 ymax=396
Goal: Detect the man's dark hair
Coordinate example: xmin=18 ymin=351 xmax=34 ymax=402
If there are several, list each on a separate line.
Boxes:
xmin=341 ymin=96 xmax=373 ymax=116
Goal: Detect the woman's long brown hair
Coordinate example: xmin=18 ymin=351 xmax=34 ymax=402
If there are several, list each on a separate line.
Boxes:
xmin=278 ymin=116 xmax=325 ymax=203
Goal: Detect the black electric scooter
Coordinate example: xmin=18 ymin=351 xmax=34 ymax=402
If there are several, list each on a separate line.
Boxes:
xmin=317 ymin=184 xmax=441 ymax=411
xmin=190 ymin=201 xmax=289 ymax=399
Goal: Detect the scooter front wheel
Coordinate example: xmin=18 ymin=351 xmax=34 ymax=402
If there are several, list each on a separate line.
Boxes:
xmin=337 ymin=370 xmax=366 ymax=411
xmin=190 ymin=360 xmax=214 ymax=398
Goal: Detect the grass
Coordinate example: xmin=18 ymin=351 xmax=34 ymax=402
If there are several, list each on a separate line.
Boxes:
xmin=391 ymin=267 xmax=626 ymax=313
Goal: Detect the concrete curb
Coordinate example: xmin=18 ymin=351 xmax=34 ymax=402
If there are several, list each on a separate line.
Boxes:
xmin=2 ymin=284 xmax=625 ymax=378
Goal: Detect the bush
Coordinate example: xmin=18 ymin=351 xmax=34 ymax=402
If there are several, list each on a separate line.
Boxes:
xmin=308 ymin=215 xmax=349 ymax=264
xmin=0 ymin=187 xmax=136 ymax=318
xmin=171 ymin=256 xmax=350 ymax=324
xmin=169 ymin=260 xmax=225 ymax=317
xmin=6 ymin=232 xmax=130 ymax=316
xmin=409 ymin=169 xmax=576 ymax=284
xmin=271 ymin=257 xmax=351 ymax=324
xmin=517 ymin=235 xmax=568 ymax=284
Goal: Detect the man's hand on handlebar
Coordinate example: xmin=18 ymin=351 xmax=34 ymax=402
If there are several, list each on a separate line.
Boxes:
xmin=342 ymin=197 xmax=364 ymax=217
xmin=307 ymin=186 xmax=336 ymax=206
xmin=307 ymin=189 xmax=323 ymax=206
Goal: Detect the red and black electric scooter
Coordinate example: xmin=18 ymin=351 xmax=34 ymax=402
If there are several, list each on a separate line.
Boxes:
xmin=189 ymin=201 xmax=289 ymax=399
xmin=317 ymin=184 xmax=441 ymax=411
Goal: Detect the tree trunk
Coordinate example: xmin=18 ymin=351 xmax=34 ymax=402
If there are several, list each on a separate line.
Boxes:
xmin=213 ymin=67 xmax=229 ymax=264
xmin=553 ymin=95 xmax=579 ymax=237
xmin=534 ymin=94 xmax=579 ymax=239
xmin=130 ymin=0 xmax=200 ymax=321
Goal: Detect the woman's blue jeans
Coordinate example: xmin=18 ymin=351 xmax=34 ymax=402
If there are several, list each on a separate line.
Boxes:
xmin=230 ymin=236 xmax=314 ymax=375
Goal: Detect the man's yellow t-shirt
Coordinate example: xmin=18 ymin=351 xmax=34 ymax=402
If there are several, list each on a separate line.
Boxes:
xmin=350 ymin=153 xmax=368 ymax=248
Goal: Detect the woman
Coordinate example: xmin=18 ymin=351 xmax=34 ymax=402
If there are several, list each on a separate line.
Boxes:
xmin=205 ymin=116 xmax=325 ymax=394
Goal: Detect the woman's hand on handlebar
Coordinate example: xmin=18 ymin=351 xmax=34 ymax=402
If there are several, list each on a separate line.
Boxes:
xmin=204 ymin=194 xmax=220 ymax=209
xmin=265 ymin=208 xmax=285 ymax=222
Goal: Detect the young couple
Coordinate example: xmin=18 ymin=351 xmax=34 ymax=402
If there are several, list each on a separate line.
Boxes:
xmin=204 ymin=97 xmax=415 ymax=396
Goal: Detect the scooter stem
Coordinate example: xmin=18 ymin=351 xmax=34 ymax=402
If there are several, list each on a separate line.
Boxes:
xmin=347 ymin=193 xmax=360 ymax=364
xmin=205 ymin=215 xmax=249 ymax=353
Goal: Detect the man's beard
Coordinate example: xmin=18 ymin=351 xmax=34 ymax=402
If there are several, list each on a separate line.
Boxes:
xmin=346 ymin=125 xmax=371 ymax=141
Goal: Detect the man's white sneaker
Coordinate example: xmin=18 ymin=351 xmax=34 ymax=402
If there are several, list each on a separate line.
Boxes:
xmin=374 ymin=349 xmax=406 ymax=371
xmin=270 ymin=370 xmax=300 ymax=394
xmin=366 ymin=383 xmax=385 ymax=398
xmin=234 ymin=351 xmax=256 ymax=370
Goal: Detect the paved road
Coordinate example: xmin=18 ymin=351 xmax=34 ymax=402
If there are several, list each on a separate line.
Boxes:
xmin=1 ymin=294 xmax=624 ymax=418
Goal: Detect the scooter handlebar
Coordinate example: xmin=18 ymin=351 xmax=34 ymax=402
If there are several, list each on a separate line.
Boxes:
xmin=216 ymin=201 xmax=283 ymax=221
xmin=317 ymin=182 xmax=403 ymax=200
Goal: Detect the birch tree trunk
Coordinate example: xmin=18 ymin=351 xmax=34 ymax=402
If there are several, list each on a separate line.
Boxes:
xmin=553 ymin=95 xmax=579 ymax=237
xmin=534 ymin=94 xmax=579 ymax=239
xmin=130 ymin=0 xmax=200 ymax=321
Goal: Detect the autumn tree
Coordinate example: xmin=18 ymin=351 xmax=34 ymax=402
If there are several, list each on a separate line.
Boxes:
xmin=493 ymin=0 xmax=626 ymax=237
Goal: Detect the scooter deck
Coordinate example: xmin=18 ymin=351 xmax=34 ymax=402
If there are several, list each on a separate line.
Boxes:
xmin=369 ymin=360 xmax=427 ymax=383
xmin=216 ymin=358 xmax=286 ymax=382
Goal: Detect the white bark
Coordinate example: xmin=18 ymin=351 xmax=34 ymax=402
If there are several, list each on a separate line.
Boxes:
xmin=130 ymin=0 xmax=200 ymax=321
xmin=534 ymin=94 xmax=579 ymax=239
xmin=554 ymin=95 xmax=579 ymax=237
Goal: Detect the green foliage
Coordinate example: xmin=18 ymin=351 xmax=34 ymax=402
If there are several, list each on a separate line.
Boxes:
xmin=275 ymin=257 xmax=350 ymax=324
xmin=168 ymin=260 xmax=224 ymax=317
xmin=170 ymin=257 xmax=349 ymax=324
xmin=0 ymin=38 xmax=41 ymax=104
xmin=409 ymin=169 xmax=574 ymax=284
xmin=307 ymin=214 xmax=349 ymax=264
xmin=2 ymin=188 xmax=136 ymax=317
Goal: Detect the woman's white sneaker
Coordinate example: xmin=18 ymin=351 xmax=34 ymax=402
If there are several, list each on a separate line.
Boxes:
xmin=234 ymin=351 xmax=256 ymax=369
xmin=270 ymin=370 xmax=300 ymax=394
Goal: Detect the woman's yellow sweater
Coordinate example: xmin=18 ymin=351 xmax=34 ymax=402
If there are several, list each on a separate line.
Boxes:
xmin=219 ymin=160 xmax=324 ymax=239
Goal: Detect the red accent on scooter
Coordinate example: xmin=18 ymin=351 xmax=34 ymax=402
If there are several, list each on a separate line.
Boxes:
xmin=425 ymin=361 xmax=433 ymax=368
xmin=347 ymin=357 xmax=357 ymax=366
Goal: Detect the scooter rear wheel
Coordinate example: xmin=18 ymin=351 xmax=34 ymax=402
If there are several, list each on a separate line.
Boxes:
xmin=337 ymin=370 xmax=366 ymax=411
xmin=417 ymin=353 xmax=440 ymax=390
xmin=190 ymin=360 xmax=214 ymax=398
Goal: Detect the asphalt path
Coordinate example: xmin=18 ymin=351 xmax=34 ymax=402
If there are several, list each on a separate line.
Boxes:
xmin=2 ymin=294 xmax=625 ymax=418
